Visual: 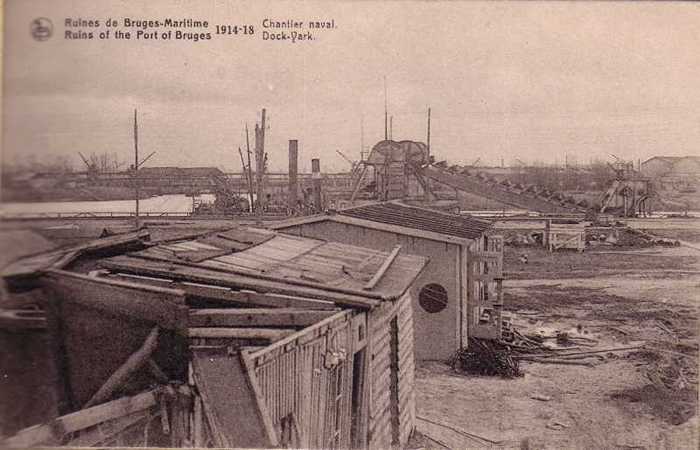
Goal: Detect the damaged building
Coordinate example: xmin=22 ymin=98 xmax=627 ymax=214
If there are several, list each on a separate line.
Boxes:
xmin=1 ymin=226 xmax=427 ymax=448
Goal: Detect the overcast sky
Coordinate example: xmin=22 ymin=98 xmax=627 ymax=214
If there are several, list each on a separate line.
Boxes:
xmin=4 ymin=1 xmax=700 ymax=173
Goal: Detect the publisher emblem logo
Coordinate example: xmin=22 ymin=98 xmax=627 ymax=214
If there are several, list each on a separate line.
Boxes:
xmin=31 ymin=18 xmax=53 ymax=41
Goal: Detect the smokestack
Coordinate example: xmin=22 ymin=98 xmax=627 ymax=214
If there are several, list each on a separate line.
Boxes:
xmin=288 ymin=140 xmax=298 ymax=211
xmin=311 ymin=158 xmax=322 ymax=211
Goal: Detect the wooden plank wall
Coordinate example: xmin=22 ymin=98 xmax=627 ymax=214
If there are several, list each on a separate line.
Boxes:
xmin=367 ymin=292 xmax=415 ymax=449
xmin=41 ymin=271 xmax=188 ymax=410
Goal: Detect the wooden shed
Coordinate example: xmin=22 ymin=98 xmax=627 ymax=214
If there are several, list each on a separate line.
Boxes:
xmin=271 ymin=202 xmax=505 ymax=361
xmin=1 ymin=226 xmax=426 ymax=449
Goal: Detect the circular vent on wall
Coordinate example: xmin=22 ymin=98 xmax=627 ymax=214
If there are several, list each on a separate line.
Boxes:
xmin=418 ymin=283 xmax=448 ymax=313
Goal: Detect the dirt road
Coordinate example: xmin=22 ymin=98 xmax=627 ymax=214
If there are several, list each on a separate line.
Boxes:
xmin=416 ymin=243 xmax=699 ymax=449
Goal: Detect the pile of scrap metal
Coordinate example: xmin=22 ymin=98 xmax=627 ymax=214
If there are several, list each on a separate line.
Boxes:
xmin=1 ymin=226 xmax=427 ymax=448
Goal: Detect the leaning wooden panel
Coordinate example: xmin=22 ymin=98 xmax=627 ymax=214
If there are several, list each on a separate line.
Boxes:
xmin=245 ymin=312 xmax=355 ymax=449
xmin=191 ymin=348 xmax=276 ymax=448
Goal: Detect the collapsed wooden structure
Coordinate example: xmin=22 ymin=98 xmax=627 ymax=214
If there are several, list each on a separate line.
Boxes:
xmin=1 ymin=227 xmax=426 ymax=448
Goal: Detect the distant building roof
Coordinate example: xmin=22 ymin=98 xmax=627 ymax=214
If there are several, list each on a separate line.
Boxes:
xmin=642 ymin=156 xmax=700 ymax=165
xmin=271 ymin=202 xmax=493 ymax=242
xmin=339 ymin=202 xmax=492 ymax=240
xmin=138 ymin=167 xmax=224 ymax=177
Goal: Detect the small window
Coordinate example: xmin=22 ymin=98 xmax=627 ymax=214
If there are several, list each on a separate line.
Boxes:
xmin=418 ymin=283 xmax=448 ymax=313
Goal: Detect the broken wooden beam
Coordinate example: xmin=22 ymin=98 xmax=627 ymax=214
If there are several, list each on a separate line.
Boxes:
xmin=66 ymin=410 xmax=152 ymax=447
xmin=104 ymin=272 xmax=338 ymax=310
xmin=148 ymin=358 xmax=170 ymax=383
xmin=249 ymin=310 xmax=352 ymax=361
xmin=364 ymin=245 xmax=401 ymax=290
xmin=101 ymin=256 xmax=379 ymax=308
xmin=188 ymin=327 xmax=295 ymax=341
xmin=43 ymin=269 xmax=188 ymax=330
xmin=513 ymin=345 xmax=646 ymax=359
xmin=84 ymin=326 xmax=161 ymax=408
xmin=2 ymin=390 xmax=158 ymax=448
xmin=188 ymin=308 xmax=338 ymax=328
xmin=176 ymin=283 xmax=339 ymax=310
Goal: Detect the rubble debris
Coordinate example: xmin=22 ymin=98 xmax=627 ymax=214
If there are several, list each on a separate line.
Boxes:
xmin=645 ymin=356 xmax=695 ymax=391
xmin=586 ymin=227 xmax=680 ymax=248
xmin=504 ymin=232 xmax=540 ymax=247
xmin=448 ymin=338 xmax=522 ymax=378
xmin=514 ymin=345 xmax=646 ymax=360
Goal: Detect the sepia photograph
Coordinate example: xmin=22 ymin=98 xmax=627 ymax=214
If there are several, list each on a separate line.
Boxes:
xmin=1 ymin=0 xmax=699 ymax=448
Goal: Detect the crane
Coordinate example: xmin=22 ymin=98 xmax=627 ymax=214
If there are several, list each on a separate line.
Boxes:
xmin=136 ymin=151 xmax=156 ymax=169
xmin=336 ymin=149 xmax=359 ymax=174
xmin=336 ymin=150 xmax=356 ymax=166
xmin=77 ymin=152 xmax=91 ymax=169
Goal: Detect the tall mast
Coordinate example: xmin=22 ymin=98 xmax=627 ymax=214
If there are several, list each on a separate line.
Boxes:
xmin=360 ymin=115 xmax=364 ymax=161
xmin=427 ymin=107 xmax=431 ymax=158
xmin=133 ymin=108 xmax=140 ymax=228
xmin=254 ymin=108 xmax=266 ymax=219
xmin=384 ymin=76 xmax=388 ymax=140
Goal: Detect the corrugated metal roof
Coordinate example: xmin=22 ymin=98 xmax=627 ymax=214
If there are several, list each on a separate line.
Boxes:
xmin=339 ymin=202 xmax=492 ymax=240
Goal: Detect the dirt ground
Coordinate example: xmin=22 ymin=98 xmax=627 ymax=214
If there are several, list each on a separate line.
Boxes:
xmin=415 ymin=229 xmax=700 ymax=449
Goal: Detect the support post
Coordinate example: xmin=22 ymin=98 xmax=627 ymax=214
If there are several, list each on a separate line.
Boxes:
xmin=245 ymin=125 xmax=255 ymax=213
xmin=311 ymin=158 xmax=322 ymax=212
xmin=254 ymin=109 xmax=266 ymax=216
xmin=84 ymin=326 xmax=160 ymax=408
xmin=288 ymin=140 xmax=298 ymax=213
xmin=426 ymin=107 xmax=431 ymax=159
